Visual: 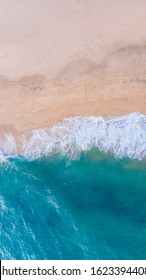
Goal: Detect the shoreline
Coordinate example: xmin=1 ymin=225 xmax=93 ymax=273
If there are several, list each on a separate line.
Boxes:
xmin=0 ymin=112 xmax=146 ymax=161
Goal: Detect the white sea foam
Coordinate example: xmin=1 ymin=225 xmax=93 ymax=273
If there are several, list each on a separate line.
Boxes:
xmin=21 ymin=112 xmax=146 ymax=160
xmin=0 ymin=112 xmax=146 ymax=160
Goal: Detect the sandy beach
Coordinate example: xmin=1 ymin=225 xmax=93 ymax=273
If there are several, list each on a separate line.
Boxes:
xmin=0 ymin=0 xmax=146 ymax=133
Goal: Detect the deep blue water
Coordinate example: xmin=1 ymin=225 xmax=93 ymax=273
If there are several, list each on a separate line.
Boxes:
xmin=0 ymin=149 xmax=146 ymax=259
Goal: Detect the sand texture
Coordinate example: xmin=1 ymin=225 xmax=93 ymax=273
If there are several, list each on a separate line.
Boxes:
xmin=0 ymin=0 xmax=146 ymax=132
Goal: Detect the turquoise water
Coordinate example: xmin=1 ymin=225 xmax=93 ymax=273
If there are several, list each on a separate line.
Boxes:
xmin=0 ymin=149 xmax=146 ymax=260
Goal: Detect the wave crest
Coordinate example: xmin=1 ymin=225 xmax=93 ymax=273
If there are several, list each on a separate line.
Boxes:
xmin=0 ymin=112 xmax=146 ymax=160
xmin=22 ymin=112 xmax=146 ymax=160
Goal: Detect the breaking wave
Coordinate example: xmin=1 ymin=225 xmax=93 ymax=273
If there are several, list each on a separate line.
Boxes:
xmin=0 ymin=112 xmax=146 ymax=160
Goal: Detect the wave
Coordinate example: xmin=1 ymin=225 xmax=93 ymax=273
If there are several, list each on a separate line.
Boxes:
xmin=0 ymin=112 xmax=146 ymax=160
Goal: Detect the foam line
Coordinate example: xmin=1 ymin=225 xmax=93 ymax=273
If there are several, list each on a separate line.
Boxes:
xmin=0 ymin=112 xmax=146 ymax=160
xmin=22 ymin=112 xmax=146 ymax=160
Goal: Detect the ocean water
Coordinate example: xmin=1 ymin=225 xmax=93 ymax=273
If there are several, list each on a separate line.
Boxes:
xmin=0 ymin=113 xmax=146 ymax=260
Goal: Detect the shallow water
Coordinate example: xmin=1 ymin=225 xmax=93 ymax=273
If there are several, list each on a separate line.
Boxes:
xmin=0 ymin=149 xmax=146 ymax=259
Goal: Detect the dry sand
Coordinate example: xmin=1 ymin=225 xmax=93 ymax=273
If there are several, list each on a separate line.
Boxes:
xmin=0 ymin=0 xmax=146 ymax=133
